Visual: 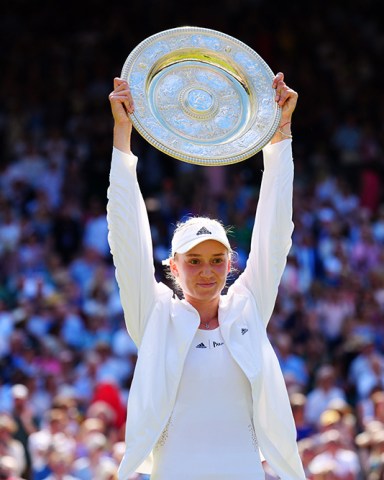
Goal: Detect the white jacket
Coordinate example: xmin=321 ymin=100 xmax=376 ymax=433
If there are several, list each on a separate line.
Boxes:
xmin=107 ymin=140 xmax=306 ymax=480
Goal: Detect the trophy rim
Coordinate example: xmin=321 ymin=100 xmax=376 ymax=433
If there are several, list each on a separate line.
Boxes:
xmin=121 ymin=26 xmax=281 ymax=166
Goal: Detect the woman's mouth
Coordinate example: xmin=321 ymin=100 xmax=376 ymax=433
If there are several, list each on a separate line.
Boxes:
xmin=197 ymin=282 xmax=216 ymax=288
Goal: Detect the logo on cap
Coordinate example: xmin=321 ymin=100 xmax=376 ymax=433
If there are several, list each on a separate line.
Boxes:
xmin=196 ymin=226 xmax=212 ymax=236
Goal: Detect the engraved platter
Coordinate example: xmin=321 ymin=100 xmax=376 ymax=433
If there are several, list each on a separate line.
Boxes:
xmin=121 ymin=26 xmax=281 ymax=166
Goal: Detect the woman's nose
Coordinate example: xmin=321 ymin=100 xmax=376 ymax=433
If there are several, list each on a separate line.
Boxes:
xmin=200 ymin=264 xmax=213 ymax=277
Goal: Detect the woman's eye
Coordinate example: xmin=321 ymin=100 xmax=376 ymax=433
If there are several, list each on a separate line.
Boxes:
xmin=189 ymin=259 xmax=200 ymax=265
xmin=212 ymin=258 xmax=223 ymax=264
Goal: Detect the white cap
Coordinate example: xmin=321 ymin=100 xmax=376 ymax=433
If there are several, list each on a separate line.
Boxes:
xmin=11 ymin=384 xmax=29 ymax=399
xmin=162 ymin=217 xmax=231 ymax=265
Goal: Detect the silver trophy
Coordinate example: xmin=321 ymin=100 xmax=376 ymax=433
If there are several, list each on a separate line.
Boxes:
xmin=121 ymin=26 xmax=281 ymax=166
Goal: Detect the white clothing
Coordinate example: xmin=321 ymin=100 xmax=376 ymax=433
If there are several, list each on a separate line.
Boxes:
xmin=4 ymin=438 xmax=26 ymax=476
xmin=107 ymin=140 xmax=305 ymax=480
xmin=28 ymin=430 xmax=76 ymax=470
xmin=151 ymin=328 xmax=264 ymax=479
xmin=305 ymin=387 xmax=346 ymax=426
xmin=308 ymin=449 xmax=360 ymax=477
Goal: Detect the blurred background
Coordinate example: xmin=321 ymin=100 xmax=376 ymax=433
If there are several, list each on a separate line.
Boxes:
xmin=0 ymin=0 xmax=383 ymax=479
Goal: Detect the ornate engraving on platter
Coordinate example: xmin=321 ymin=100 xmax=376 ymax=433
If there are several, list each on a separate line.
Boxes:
xmin=121 ymin=27 xmax=281 ymax=166
xmin=152 ymin=67 xmax=243 ymax=143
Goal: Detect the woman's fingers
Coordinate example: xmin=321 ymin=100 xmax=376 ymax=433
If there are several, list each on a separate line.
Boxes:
xmin=275 ymin=79 xmax=288 ymax=105
xmin=274 ymin=81 xmax=298 ymax=111
xmin=113 ymin=77 xmax=127 ymax=89
xmin=272 ymin=72 xmax=284 ymax=90
xmin=109 ymin=78 xmax=135 ymax=115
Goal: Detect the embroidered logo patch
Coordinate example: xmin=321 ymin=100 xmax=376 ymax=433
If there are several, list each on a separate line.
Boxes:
xmin=196 ymin=342 xmax=207 ymax=349
xmin=241 ymin=328 xmax=248 ymax=335
xmin=196 ymin=226 xmax=211 ymax=235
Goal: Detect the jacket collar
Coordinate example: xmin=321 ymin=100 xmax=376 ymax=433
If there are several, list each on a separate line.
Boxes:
xmin=170 ymin=292 xmax=248 ymax=332
xmin=170 ymin=297 xmax=200 ymax=350
xmin=219 ymin=292 xmax=248 ymax=326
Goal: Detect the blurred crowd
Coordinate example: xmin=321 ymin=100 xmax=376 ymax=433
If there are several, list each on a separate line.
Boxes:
xmin=0 ymin=0 xmax=383 ymax=479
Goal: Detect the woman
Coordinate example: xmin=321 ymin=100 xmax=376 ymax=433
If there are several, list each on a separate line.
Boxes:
xmin=107 ymin=72 xmax=305 ymax=479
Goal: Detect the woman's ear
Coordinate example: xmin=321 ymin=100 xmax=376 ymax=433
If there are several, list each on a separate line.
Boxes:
xmin=227 ymin=259 xmax=231 ymax=274
xmin=169 ymin=258 xmax=179 ymax=277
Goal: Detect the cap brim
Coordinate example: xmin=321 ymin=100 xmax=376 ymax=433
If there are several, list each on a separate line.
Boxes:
xmin=162 ymin=236 xmax=230 ymax=266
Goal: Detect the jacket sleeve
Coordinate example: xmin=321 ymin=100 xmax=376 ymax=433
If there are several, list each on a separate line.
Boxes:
xmin=233 ymin=139 xmax=294 ymax=327
xmin=106 ymin=147 xmax=159 ymax=347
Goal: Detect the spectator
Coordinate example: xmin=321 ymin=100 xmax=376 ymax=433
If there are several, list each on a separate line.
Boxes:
xmin=0 ymin=455 xmax=26 ymax=480
xmin=289 ymin=392 xmax=315 ymax=441
xmin=40 ymin=448 xmax=79 ymax=480
xmin=308 ymin=429 xmax=361 ymax=479
xmin=72 ymin=432 xmax=112 ymax=480
xmin=275 ymin=333 xmax=309 ymax=387
xmin=10 ymin=384 xmax=38 ymax=479
xmin=28 ymin=409 xmax=76 ymax=478
xmin=305 ymin=365 xmax=347 ymax=428
xmin=0 ymin=413 xmax=26 ymax=478
xmin=349 ymin=338 xmax=384 ymax=400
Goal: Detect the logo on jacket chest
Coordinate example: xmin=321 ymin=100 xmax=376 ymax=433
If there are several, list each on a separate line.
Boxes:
xmin=194 ymin=327 xmax=248 ymax=350
xmin=195 ymin=340 xmax=224 ymax=349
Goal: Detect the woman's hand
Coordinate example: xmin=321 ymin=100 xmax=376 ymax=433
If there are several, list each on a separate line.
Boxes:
xmin=271 ymin=72 xmax=298 ymax=144
xmin=109 ymin=77 xmax=135 ymax=153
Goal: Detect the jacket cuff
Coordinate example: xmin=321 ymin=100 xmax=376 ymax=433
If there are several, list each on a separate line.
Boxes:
xmin=262 ymin=139 xmax=292 ymax=170
xmin=111 ymin=147 xmax=138 ymax=179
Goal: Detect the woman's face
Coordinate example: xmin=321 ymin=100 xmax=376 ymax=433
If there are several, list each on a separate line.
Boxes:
xmin=170 ymin=240 xmax=230 ymax=305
